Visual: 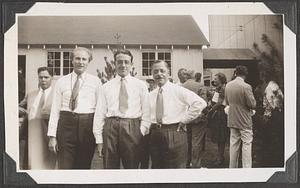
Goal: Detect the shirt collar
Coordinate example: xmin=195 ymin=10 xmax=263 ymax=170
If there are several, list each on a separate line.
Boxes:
xmin=158 ymin=80 xmax=170 ymax=92
xmin=72 ymin=71 xmax=87 ymax=80
xmin=39 ymin=86 xmax=52 ymax=94
xmin=235 ymin=76 xmax=244 ymax=82
xmin=116 ymin=74 xmax=132 ymax=82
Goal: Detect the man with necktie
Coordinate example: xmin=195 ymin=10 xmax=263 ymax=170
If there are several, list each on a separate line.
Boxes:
xmin=149 ymin=60 xmax=207 ymax=168
xmin=93 ymin=49 xmax=150 ymax=169
xmin=19 ymin=67 xmax=56 ymax=169
xmin=47 ymin=47 xmax=102 ymax=169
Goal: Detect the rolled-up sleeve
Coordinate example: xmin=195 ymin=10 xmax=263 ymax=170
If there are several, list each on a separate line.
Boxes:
xmin=47 ymin=81 xmax=62 ymax=137
xmin=140 ymin=82 xmax=151 ymax=133
xmin=93 ymin=86 xmax=107 ymax=144
xmin=179 ymin=87 xmax=207 ymax=124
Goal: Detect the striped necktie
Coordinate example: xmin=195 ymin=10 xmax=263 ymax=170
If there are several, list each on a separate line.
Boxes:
xmin=69 ymin=74 xmax=81 ymax=111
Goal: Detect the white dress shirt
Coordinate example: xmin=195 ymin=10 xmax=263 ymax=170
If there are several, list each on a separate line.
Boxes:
xmin=47 ymin=72 xmax=102 ymax=137
xmin=149 ymin=81 xmax=207 ymax=125
xmin=93 ymin=74 xmax=151 ymax=144
xmin=29 ymin=87 xmax=52 ymax=120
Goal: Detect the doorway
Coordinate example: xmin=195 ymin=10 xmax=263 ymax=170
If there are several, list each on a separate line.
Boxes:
xmin=18 ymin=55 xmax=26 ymax=102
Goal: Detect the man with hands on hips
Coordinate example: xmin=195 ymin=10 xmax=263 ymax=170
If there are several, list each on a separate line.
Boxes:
xmin=93 ymin=49 xmax=150 ymax=169
xmin=149 ymin=60 xmax=207 ymax=168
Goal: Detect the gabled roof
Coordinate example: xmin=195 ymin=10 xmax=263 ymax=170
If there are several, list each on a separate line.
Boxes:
xmin=18 ymin=16 xmax=209 ymax=46
xmin=203 ymin=48 xmax=258 ymax=61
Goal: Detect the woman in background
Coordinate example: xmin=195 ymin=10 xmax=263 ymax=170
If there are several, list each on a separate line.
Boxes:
xmin=208 ymin=73 xmax=229 ymax=166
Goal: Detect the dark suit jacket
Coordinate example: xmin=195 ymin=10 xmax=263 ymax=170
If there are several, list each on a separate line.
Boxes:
xmin=225 ymin=77 xmax=256 ymax=130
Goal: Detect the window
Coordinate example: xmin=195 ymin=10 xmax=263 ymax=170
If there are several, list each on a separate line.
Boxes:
xmin=142 ymin=51 xmax=171 ymax=76
xmin=47 ymin=51 xmax=73 ymax=76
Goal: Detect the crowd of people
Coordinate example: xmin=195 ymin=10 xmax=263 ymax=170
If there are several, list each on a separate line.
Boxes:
xmin=19 ymin=47 xmax=284 ymax=170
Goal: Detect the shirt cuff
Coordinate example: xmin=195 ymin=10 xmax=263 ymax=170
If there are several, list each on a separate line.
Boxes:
xmin=140 ymin=125 xmax=149 ymax=136
xmin=180 ymin=116 xmax=190 ymax=124
xmin=141 ymin=119 xmax=151 ymax=129
xmin=47 ymin=128 xmax=57 ymax=137
xmin=94 ymin=133 xmax=103 ymax=144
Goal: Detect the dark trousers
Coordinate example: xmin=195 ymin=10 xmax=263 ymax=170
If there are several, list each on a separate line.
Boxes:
xmin=140 ymin=135 xmax=150 ymax=169
xmin=56 ymin=111 xmax=95 ymax=169
xmin=187 ymin=123 xmax=207 ymax=168
xmin=150 ymin=123 xmax=188 ymax=169
xmin=103 ymin=117 xmax=142 ymax=169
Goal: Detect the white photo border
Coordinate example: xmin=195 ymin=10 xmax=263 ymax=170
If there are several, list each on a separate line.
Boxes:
xmin=4 ymin=2 xmax=297 ymax=184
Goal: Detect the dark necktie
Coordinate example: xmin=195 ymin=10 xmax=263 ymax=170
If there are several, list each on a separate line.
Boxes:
xmin=119 ymin=78 xmax=128 ymax=114
xmin=69 ymin=74 xmax=81 ymax=111
xmin=156 ymin=87 xmax=164 ymax=124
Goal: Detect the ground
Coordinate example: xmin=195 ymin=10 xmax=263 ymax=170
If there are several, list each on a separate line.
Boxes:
xmin=19 ymin=126 xmax=282 ymax=169
xmin=89 ymin=134 xmax=231 ymax=169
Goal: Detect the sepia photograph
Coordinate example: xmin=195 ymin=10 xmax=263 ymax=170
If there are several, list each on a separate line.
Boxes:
xmin=3 ymin=2 xmax=297 ymax=184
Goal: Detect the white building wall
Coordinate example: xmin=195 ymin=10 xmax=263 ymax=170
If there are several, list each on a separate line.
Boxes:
xmin=20 ymin=47 xmax=204 ymax=93
xmin=172 ymin=48 xmax=203 ymax=84
xmin=208 ymin=15 xmax=283 ymax=55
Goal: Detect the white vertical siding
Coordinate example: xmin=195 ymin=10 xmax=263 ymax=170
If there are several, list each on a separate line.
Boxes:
xmin=209 ymin=15 xmax=283 ymax=55
xmin=20 ymin=47 xmax=204 ymax=91
xmin=172 ymin=48 xmax=203 ymax=84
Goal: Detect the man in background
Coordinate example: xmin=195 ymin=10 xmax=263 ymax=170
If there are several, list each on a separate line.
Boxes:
xmin=225 ymin=66 xmax=256 ymax=168
xmin=195 ymin=72 xmax=202 ymax=83
xmin=182 ymin=70 xmax=208 ymax=168
xmin=176 ymin=68 xmax=188 ymax=86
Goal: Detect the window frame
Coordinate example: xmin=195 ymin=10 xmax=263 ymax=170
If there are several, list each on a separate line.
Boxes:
xmin=141 ymin=49 xmax=172 ymax=78
xmin=47 ymin=49 xmax=73 ymax=77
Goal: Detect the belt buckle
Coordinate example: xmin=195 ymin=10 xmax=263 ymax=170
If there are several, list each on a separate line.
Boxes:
xmin=157 ymin=123 xmax=162 ymax=128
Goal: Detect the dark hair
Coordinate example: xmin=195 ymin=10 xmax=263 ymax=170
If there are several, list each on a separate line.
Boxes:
xmin=37 ymin=67 xmax=53 ymax=76
xmin=195 ymin=72 xmax=202 ymax=81
xmin=235 ymin=65 xmax=248 ymax=77
xmin=114 ymin=49 xmax=133 ymax=62
xmin=151 ymin=60 xmax=170 ymax=70
xmin=215 ymin=72 xmax=227 ymax=84
xmin=70 ymin=47 xmax=93 ymax=62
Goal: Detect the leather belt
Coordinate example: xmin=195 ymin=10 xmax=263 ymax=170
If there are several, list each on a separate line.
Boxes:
xmin=151 ymin=123 xmax=179 ymax=129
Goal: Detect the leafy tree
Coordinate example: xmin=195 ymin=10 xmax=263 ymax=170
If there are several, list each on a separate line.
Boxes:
xmin=97 ymin=33 xmax=137 ymax=84
xmin=97 ymin=55 xmax=138 ymax=84
xmin=253 ymin=31 xmax=284 ymax=90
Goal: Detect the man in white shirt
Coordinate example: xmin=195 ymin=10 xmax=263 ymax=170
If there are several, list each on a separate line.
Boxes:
xmin=93 ymin=49 xmax=150 ymax=169
xmin=149 ymin=60 xmax=207 ymax=168
xmin=19 ymin=67 xmax=56 ymax=169
xmin=47 ymin=47 xmax=102 ymax=169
